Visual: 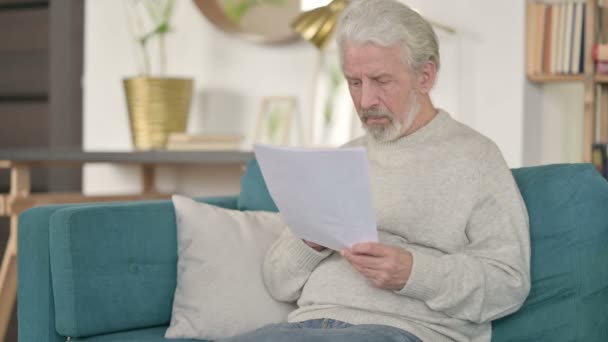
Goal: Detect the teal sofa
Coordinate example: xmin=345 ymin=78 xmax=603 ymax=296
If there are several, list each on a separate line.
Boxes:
xmin=18 ymin=162 xmax=608 ymax=342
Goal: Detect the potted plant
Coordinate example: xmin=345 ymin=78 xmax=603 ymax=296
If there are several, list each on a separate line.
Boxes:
xmin=124 ymin=0 xmax=193 ymax=150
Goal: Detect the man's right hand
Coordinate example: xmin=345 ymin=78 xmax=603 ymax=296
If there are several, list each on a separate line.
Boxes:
xmin=303 ymin=240 xmax=327 ymax=252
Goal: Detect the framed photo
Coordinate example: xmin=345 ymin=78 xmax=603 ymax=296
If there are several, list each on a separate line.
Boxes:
xmin=254 ymin=96 xmax=296 ymax=145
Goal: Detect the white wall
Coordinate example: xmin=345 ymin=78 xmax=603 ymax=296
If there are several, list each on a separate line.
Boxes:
xmin=83 ymin=0 xmax=532 ymax=195
xmin=83 ymin=0 xmax=318 ymax=195
xmin=523 ymin=82 xmax=585 ymax=166
xmin=406 ymin=0 xmax=527 ymax=167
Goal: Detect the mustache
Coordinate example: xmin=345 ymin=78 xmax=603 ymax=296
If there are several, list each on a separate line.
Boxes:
xmin=360 ymin=108 xmax=394 ymax=123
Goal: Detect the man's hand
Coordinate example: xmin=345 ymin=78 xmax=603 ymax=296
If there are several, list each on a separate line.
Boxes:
xmin=303 ymin=240 xmax=327 ymax=252
xmin=341 ymin=242 xmax=413 ymax=291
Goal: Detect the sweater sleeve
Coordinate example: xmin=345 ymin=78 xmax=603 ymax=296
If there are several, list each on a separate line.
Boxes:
xmin=395 ymin=143 xmax=531 ymax=324
xmin=262 ymin=230 xmax=333 ymax=302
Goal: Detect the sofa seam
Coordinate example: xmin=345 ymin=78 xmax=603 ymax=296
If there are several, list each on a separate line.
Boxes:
xmin=64 ymin=210 xmax=79 ymax=337
xmin=570 ymin=168 xmax=586 ymax=342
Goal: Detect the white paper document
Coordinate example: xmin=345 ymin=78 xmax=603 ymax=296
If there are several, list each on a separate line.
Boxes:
xmin=253 ymin=144 xmax=378 ymax=251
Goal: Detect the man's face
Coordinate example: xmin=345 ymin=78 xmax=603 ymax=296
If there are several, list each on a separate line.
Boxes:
xmin=343 ymin=42 xmax=420 ymax=142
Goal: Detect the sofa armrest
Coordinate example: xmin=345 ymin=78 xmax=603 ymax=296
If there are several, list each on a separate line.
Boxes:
xmin=18 ymin=196 xmax=238 ymax=341
xmin=19 ymin=204 xmax=78 ymax=342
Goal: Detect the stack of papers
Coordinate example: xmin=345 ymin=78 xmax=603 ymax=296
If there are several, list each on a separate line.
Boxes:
xmin=253 ymin=144 xmax=378 ymax=251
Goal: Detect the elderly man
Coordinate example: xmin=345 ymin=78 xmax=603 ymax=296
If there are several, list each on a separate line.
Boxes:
xmin=223 ymin=0 xmax=530 ymax=341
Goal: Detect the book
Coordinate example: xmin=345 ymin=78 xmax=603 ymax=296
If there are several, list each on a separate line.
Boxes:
xmin=571 ymin=2 xmax=584 ymax=73
xmin=593 ymin=43 xmax=608 ymax=61
xmin=596 ymin=61 xmax=608 ymax=73
xmin=551 ymin=3 xmax=562 ymax=74
xmin=563 ymin=1 xmax=575 ymax=73
xmin=558 ymin=2 xmax=569 ymax=73
xmin=542 ymin=4 xmax=554 ymax=74
xmin=166 ymin=133 xmax=244 ymax=151
xmin=580 ymin=2 xmax=586 ymax=73
xmin=592 ymin=143 xmax=608 ymax=179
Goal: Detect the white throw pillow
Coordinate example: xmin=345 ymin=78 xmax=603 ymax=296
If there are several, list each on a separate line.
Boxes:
xmin=165 ymin=195 xmax=296 ymax=340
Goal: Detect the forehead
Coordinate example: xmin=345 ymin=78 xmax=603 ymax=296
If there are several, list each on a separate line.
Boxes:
xmin=342 ymin=42 xmax=408 ymax=76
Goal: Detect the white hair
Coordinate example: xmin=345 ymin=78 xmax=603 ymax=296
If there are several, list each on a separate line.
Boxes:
xmin=336 ymin=0 xmax=440 ymax=74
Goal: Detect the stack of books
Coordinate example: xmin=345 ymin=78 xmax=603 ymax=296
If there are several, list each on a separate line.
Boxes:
xmin=594 ymin=44 xmax=608 ymax=73
xmin=166 ymin=133 xmax=244 ymax=151
xmin=526 ymin=1 xmax=586 ymax=76
xmin=592 ymin=143 xmax=608 ymax=179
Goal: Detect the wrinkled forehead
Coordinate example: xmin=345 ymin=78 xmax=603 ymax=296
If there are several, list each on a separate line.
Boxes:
xmin=342 ymin=42 xmax=410 ymax=77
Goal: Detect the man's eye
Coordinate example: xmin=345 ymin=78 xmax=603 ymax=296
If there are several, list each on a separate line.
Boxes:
xmin=378 ymin=79 xmax=391 ymax=84
xmin=349 ymin=80 xmax=361 ymax=87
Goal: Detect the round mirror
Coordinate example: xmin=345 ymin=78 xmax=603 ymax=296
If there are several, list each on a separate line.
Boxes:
xmin=194 ymin=0 xmax=320 ymax=44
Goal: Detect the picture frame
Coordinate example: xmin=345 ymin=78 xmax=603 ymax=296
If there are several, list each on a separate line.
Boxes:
xmin=254 ymin=96 xmax=296 ymax=146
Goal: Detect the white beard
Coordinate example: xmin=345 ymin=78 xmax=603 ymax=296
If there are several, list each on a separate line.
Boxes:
xmin=360 ymin=92 xmax=420 ymax=143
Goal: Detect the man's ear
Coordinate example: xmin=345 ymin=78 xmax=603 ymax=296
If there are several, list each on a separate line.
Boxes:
xmin=417 ymin=61 xmax=437 ymax=94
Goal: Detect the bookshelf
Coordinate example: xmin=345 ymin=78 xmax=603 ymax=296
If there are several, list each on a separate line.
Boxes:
xmin=526 ymin=0 xmax=608 ymax=162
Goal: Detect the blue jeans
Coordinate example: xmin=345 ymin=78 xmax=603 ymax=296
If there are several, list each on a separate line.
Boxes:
xmin=218 ymin=318 xmax=423 ymax=342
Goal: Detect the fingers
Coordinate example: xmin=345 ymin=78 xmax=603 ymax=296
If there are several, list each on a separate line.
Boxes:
xmin=350 ymin=242 xmax=390 ymax=256
xmin=342 ymin=254 xmax=394 ymax=289
xmin=341 ymin=244 xmax=413 ymax=291
xmin=303 ymin=240 xmax=326 ymax=252
xmin=341 ymin=249 xmax=384 ymax=269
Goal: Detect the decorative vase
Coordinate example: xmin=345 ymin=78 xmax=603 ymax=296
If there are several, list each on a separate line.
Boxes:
xmin=123 ymin=77 xmax=193 ymax=150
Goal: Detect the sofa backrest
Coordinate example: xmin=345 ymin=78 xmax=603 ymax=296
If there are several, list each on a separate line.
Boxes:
xmin=22 ymin=161 xmax=608 ymax=340
xmin=492 ymin=164 xmax=608 ymax=341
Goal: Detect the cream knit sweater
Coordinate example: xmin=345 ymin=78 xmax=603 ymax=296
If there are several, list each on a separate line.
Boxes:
xmin=262 ymin=110 xmax=531 ymax=342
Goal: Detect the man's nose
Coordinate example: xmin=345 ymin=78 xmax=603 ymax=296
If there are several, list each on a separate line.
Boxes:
xmin=360 ymin=81 xmax=380 ymax=109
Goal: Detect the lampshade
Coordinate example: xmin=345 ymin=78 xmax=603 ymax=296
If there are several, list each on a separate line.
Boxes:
xmin=291 ymin=0 xmax=348 ymax=49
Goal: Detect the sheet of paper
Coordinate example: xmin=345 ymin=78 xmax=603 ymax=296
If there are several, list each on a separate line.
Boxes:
xmin=253 ymin=144 xmax=378 ymax=251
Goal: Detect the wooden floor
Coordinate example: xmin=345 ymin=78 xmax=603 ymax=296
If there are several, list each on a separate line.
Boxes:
xmin=1 ymin=218 xmax=17 ymax=342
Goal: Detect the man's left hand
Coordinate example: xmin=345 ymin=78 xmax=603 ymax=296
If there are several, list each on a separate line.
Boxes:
xmin=341 ymin=243 xmax=413 ymax=291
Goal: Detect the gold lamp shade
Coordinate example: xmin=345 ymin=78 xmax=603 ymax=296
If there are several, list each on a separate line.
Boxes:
xmin=291 ymin=0 xmax=348 ymax=49
xmin=124 ymin=77 xmax=193 ymax=150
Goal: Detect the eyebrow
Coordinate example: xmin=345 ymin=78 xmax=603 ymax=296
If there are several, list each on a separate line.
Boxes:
xmin=371 ymin=73 xmax=392 ymax=79
xmin=344 ymin=73 xmax=392 ymax=80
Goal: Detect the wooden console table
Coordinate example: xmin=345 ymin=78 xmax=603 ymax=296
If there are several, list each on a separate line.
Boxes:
xmin=0 ymin=149 xmax=254 ymax=340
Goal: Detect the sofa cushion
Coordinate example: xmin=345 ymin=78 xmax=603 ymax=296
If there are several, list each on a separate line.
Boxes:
xmin=165 ymin=196 xmax=294 ymax=340
xmin=492 ymin=164 xmax=608 ymax=341
xmin=48 ymin=197 xmax=238 ymax=338
xmin=237 ymin=159 xmax=278 ymax=212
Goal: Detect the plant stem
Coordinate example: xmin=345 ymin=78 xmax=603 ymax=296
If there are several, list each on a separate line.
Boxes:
xmin=160 ymin=33 xmax=166 ymax=75
xmin=125 ymin=1 xmax=143 ymax=74
xmin=142 ymin=43 xmax=151 ymax=75
xmin=132 ymin=0 xmax=151 ymax=75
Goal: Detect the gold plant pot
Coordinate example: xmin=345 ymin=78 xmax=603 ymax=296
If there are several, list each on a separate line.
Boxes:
xmin=123 ymin=77 xmax=193 ymax=150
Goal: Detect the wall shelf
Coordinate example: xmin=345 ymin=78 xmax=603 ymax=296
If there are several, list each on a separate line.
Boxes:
xmin=528 ymin=74 xmax=585 ymax=83
xmin=595 ymin=74 xmax=608 ymax=83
